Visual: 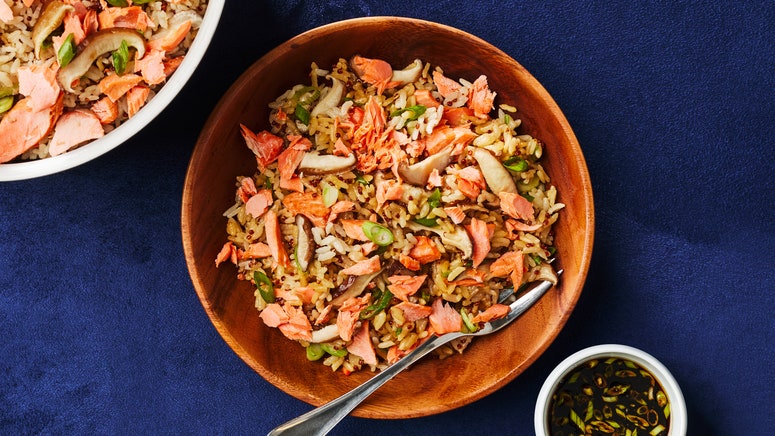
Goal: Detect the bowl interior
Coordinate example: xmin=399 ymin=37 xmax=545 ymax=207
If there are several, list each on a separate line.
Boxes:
xmin=0 ymin=0 xmax=225 ymax=182
xmin=182 ymin=16 xmax=594 ymax=418
xmin=534 ymin=344 xmax=687 ymax=435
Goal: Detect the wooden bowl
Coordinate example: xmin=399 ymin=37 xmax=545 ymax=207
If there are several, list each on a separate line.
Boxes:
xmin=182 ymin=17 xmax=594 ymax=418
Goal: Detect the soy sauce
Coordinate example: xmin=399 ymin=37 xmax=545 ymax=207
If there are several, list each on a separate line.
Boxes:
xmin=548 ymin=357 xmax=670 ymax=435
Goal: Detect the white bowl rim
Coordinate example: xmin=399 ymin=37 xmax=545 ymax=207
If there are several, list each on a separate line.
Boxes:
xmin=534 ymin=344 xmax=687 ymax=436
xmin=0 ymin=0 xmax=225 ymax=182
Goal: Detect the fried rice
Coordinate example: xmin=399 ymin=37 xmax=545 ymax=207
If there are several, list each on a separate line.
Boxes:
xmin=216 ymin=56 xmax=564 ymax=374
xmin=0 ymin=0 xmax=209 ymax=162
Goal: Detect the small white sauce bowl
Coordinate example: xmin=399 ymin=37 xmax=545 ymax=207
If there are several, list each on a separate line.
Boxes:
xmin=535 ymin=344 xmax=687 ymax=435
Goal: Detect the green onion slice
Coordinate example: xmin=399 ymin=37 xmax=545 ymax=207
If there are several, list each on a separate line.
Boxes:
xmin=321 ymin=181 xmax=338 ymax=207
xmin=361 ymin=221 xmax=393 ymax=246
xmin=320 ymin=343 xmax=347 ymax=357
xmin=460 ymin=308 xmax=478 ymax=333
xmin=412 ymin=217 xmax=438 ymax=227
xmin=0 ymin=96 xmax=13 ymax=114
xmin=57 ymin=33 xmax=76 ymax=68
xmin=112 ymin=40 xmax=129 ymax=75
xmin=306 ymin=343 xmax=325 ymax=361
xmin=253 ymin=270 xmax=275 ymax=303
xmin=503 ymin=156 xmax=529 ymax=172
xmin=360 ymin=289 xmax=393 ymax=320
xmin=355 ymin=173 xmax=370 ymax=185
xmin=106 ymin=0 xmax=129 ymax=6
xmin=427 ymin=188 xmax=441 ymax=208
xmin=390 ymin=105 xmax=427 ymax=121
xmin=294 ymin=103 xmax=310 ymax=125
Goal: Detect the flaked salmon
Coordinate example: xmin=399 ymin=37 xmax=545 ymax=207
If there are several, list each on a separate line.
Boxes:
xmin=148 ymin=19 xmax=191 ymax=51
xmin=471 ymin=303 xmax=509 ymax=324
xmin=398 ymin=254 xmax=421 ymax=272
xmin=341 ymin=219 xmax=369 ymax=241
xmin=498 ymin=191 xmax=534 ymax=221
xmin=90 ymin=96 xmax=118 ymax=124
xmin=264 ymin=210 xmax=291 ymax=268
xmin=134 ymin=49 xmax=167 ymax=86
xmin=0 ymin=94 xmax=63 ymax=164
xmin=394 ymin=301 xmax=433 ymax=322
xmin=387 ymin=274 xmax=427 ymax=302
xmin=244 ymin=189 xmax=272 ymax=218
xmin=18 ymin=64 xmax=61 ymax=112
xmin=337 ymin=293 xmax=371 ymax=341
xmin=467 ymin=75 xmax=496 ymax=118
xmin=215 ymin=241 xmax=236 ymax=267
xmin=48 ymin=109 xmax=104 ymax=156
xmin=443 ymin=206 xmax=466 ymax=224
xmin=465 ymin=217 xmax=492 ymax=268
xmin=429 ymin=298 xmax=462 ymax=335
xmin=237 ymin=177 xmax=258 ymax=203
xmin=99 ymin=72 xmax=143 ymax=102
xmin=346 ymin=321 xmax=377 ymax=366
xmin=409 ymin=235 xmax=441 ymax=264
xmin=97 ymin=6 xmax=152 ymax=33
xmin=277 ymin=303 xmax=313 ymax=341
xmin=350 ymin=55 xmax=399 ymax=95
xmin=432 ymin=70 xmax=461 ymax=99
xmin=340 ymin=255 xmax=381 ymax=276
xmin=240 ymin=126 xmax=283 ymax=171
xmin=282 ymin=191 xmax=330 ymax=228
xmin=241 ymin=242 xmax=272 ymax=259
xmin=489 ymin=250 xmax=524 ymax=288
xmin=125 ymin=85 xmax=149 ymax=118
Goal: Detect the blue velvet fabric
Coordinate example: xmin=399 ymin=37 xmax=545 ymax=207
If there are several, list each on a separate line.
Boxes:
xmin=1 ymin=1 xmax=773 ymax=434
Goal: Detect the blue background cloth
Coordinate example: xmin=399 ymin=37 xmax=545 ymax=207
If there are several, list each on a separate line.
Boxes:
xmin=1 ymin=1 xmax=773 ymax=434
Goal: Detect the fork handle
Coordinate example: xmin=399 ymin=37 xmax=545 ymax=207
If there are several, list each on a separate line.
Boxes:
xmin=267 ymin=333 xmax=459 ymax=436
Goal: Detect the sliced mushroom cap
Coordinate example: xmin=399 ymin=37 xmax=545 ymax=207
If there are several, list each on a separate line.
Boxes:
xmin=310 ymin=76 xmax=344 ymax=118
xmin=57 ymin=29 xmax=146 ymax=92
xmin=472 ymin=147 xmax=517 ymax=194
xmin=295 ymin=214 xmax=314 ymax=272
xmin=331 ymin=269 xmax=381 ymax=307
xmin=397 ymin=146 xmax=452 ymax=186
xmin=390 ymin=59 xmax=423 ymax=85
xmin=32 ymin=0 xmax=74 ymax=59
xmin=407 ymin=222 xmax=473 ymax=259
xmin=310 ymin=324 xmax=340 ymax=343
xmin=298 ymin=152 xmax=356 ymax=175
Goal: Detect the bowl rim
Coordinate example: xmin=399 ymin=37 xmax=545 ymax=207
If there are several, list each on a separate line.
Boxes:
xmin=182 ymin=15 xmax=595 ymax=418
xmin=534 ymin=344 xmax=687 ymax=435
xmin=0 ymin=0 xmax=225 ymax=182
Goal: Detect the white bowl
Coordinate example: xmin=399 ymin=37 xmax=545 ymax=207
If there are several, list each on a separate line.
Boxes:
xmin=0 ymin=0 xmax=225 ymax=182
xmin=535 ymin=344 xmax=687 ymax=435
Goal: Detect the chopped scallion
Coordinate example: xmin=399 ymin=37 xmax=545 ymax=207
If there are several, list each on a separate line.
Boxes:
xmin=460 ymin=308 xmax=478 ymax=333
xmin=294 ymin=103 xmax=310 ymax=125
xmin=253 ymin=270 xmax=275 ymax=303
xmin=361 ymin=221 xmax=394 ymax=246
xmin=57 ymin=33 xmax=76 ymax=68
xmin=503 ymin=156 xmax=529 ymax=172
xmin=360 ymin=288 xmax=393 ymax=319
xmin=390 ymin=104 xmax=427 ymax=121
xmin=112 ymin=40 xmax=129 ymax=75
xmin=321 ymin=181 xmax=338 ymax=207
xmin=0 ymin=96 xmax=13 ymax=114
xmin=320 ymin=343 xmax=347 ymax=357
xmin=427 ymin=188 xmax=441 ymax=208
xmin=306 ymin=343 xmax=324 ymax=361
xmin=412 ymin=217 xmax=438 ymax=227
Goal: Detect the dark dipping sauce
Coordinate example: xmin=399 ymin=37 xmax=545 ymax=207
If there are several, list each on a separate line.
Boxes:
xmin=548 ymin=357 xmax=670 ymax=435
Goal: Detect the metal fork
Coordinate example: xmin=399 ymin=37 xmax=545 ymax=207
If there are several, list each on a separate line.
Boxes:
xmin=268 ymin=274 xmax=561 ymax=436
